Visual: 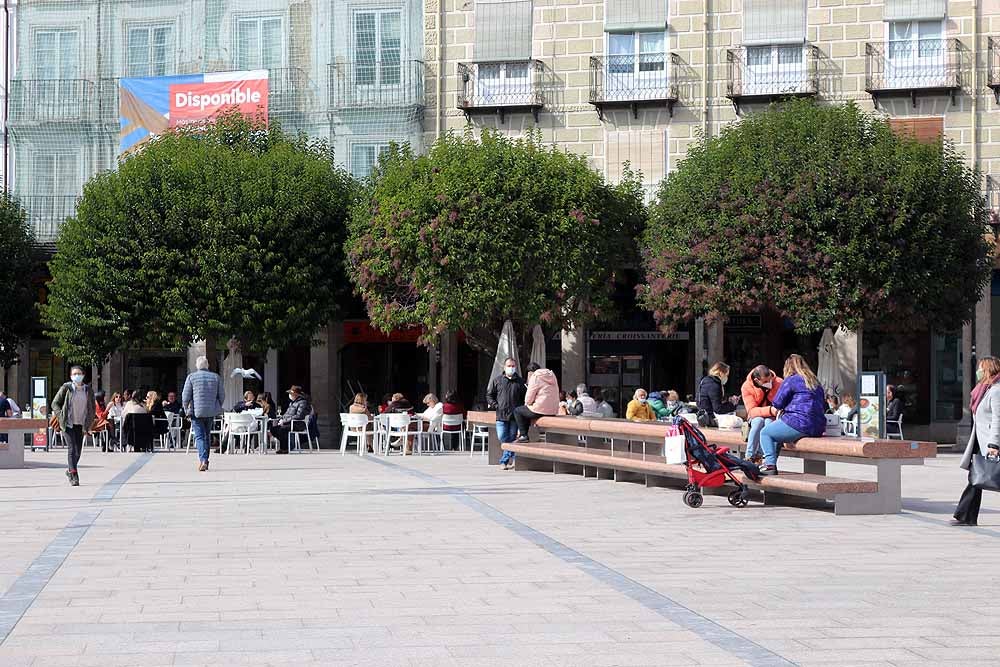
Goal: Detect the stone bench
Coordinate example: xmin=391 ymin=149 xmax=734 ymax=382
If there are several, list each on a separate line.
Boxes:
xmin=467 ymin=411 xmax=936 ymax=515
xmin=0 ymin=418 xmax=47 ymax=469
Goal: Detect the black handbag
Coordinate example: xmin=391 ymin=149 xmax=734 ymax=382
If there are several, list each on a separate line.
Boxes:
xmin=970 ymin=451 xmax=1000 ymax=492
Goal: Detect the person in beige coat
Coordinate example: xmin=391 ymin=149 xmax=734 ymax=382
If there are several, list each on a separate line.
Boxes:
xmin=954 ymin=355 xmax=1000 ymax=526
xmin=513 ymin=363 xmax=560 ymax=445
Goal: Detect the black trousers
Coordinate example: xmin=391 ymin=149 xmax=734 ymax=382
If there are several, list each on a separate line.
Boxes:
xmin=64 ymin=425 xmax=84 ymax=472
xmin=955 ymin=476 xmax=983 ymax=524
xmin=513 ymin=405 xmax=542 ymax=437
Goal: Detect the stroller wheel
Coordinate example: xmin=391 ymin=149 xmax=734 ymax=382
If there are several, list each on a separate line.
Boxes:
xmin=683 ymin=491 xmax=704 ymax=508
xmin=728 ymin=490 xmax=749 ymax=508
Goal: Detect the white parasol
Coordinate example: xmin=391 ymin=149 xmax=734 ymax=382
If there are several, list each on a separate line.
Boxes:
xmin=490 ymin=320 xmax=521 ymax=380
xmin=530 ymin=325 xmax=546 ymax=368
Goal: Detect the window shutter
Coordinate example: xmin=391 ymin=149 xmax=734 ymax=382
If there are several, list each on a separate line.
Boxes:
xmin=605 ymin=0 xmax=668 ymax=32
xmin=889 ymin=117 xmax=944 ymax=144
xmin=884 ymin=0 xmax=946 ymax=21
xmin=743 ymin=0 xmax=806 ymax=45
xmin=474 ymin=0 xmax=533 ymax=62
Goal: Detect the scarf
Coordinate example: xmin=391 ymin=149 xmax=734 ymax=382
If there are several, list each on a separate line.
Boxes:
xmin=971 ymin=381 xmax=996 ymax=414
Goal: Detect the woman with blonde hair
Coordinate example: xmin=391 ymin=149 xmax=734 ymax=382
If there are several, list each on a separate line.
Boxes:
xmin=349 ymin=392 xmax=370 ymax=416
xmin=954 ymin=355 xmax=1000 ymax=525
xmin=697 ymin=361 xmax=738 ymax=427
xmin=757 ymin=354 xmax=827 ymax=475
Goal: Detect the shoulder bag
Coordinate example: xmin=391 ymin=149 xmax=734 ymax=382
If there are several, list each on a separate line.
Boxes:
xmin=970 ymin=448 xmax=1000 ymax=492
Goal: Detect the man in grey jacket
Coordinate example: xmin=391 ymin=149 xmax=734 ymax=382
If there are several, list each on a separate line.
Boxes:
xmin=182 ymin=355 xmax=225 ymax=471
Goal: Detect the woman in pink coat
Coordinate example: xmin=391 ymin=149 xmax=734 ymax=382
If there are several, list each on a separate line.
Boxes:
xmin=513 ymin=363 xmax=561 ymax=445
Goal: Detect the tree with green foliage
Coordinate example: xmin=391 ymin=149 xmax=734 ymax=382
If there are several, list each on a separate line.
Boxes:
xmin=640 ymin=100 xmax=993 ymax=334
xmin=346 ymin=129 xmax=646 ymax=353
xmin=43 ymin=113 xmax=357 ymax=365
xmin=0 ymin=193 xmax=38 ymax=368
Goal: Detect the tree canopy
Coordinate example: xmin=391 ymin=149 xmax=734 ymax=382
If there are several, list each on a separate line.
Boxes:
xmin=0 ymin=193 xmax=38 ymax=368
xmin=43 ymin=113 xmax=357 ymax=364
xmin=640 ymin=100 xmax=993 ymax=334
xmin=346 ymin=129 xmax=646 ymax=351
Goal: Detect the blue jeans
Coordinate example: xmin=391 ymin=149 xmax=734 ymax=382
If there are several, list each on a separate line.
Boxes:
xmin=192 ymin=417 xmax=213 ymax=463
xmin=497 ymin=418 xmax=517 ymax=465
xmin=745 ymin=417 xmax=773 ymax=460
xmin=759 ymin=419 xmax=805 ymax=467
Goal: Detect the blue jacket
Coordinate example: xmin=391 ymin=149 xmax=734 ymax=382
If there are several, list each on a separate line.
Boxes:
xmin=771 ymin=374 xmax=826 ymax=436
xmin=182 ymin=369 xmax=225 ymax=419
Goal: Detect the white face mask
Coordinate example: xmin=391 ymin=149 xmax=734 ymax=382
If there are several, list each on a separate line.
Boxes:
xmin=638 ymin=397 xmax=647 ymax=404
xmin=71 ymin=374 xmax=84 ymax=385
xmin=504 ymin=366 xmax=516 ymax=377
xmin=288 ymin=393 xmax=295 ymax=401
xmin=761 ymin=382 xmax=772 ymax=389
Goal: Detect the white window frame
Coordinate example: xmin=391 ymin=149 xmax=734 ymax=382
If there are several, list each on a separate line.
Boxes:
xmin=744 ymin=44 xmax=806 ymax=94
xmin=125 ymin=22 xmax=176 ymax=78
xmin=605 ymin=31 xmax=668 ymax=101
xmin=234 ymin=14 xmax=286 ymax=71
xmin=351 ymin=142 xmax=392 ymax=179
xmin=352 ymin=8 xmax=404 ymax=89
xmin=32 ymin=28 xmax=80 ymax=79
xmin=473 ymin=62 xmax=532 ymax=106
xmin=887 ymin=20 xmax=947 ymax=88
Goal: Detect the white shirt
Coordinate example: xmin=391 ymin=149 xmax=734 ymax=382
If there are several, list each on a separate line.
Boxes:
xmin=836 ymin=404 xmax=852 ymax=420
xmin=421 ymin=402 xmax=444 ymax=427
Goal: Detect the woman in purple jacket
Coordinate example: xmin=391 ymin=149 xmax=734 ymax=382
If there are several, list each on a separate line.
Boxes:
xmin=757 ymin=354 xmax=826 ymax=476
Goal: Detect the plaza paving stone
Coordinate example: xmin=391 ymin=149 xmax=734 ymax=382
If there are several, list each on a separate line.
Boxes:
xmin=0 ymin=446 xmax=995 ymax=666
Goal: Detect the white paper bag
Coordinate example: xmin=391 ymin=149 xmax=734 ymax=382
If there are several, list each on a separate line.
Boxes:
xmin=664 ymin=435 xmax=686 ymax=464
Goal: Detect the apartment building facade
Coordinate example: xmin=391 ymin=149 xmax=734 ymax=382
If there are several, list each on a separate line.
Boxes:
xmin=3 ymin=0 xmax=999 ymax=438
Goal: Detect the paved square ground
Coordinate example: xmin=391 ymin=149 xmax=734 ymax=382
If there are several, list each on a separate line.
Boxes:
xmin=0 ymin=446 xmax=995 ymax=666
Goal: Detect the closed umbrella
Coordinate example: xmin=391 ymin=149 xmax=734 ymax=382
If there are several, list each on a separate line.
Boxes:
xmin=490 ymin=320 xmax=520 ymax=380
xmin=530 ymin=325 xmax=546 ymax=368
xmin=817 ymin=328 xmax=836 ymax=394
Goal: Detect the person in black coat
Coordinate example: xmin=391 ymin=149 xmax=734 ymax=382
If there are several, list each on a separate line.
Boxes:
xmin=885 ymin=384 xmax=904 ymax=436
xmin=486 ymin=358 xmax=527 ymax=468
xmin=697 ymin=362 xmax=738 ymax=427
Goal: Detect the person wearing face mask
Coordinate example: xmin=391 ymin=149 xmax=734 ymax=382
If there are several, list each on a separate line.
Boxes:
xmin=270 ymin=385 xmax=312 ymax=454
xmin=50 ymin=365 xmax=96 ymax=487
xmin=487 ymin=358 xmax=527 ymax=469
xmin=626 ymin=388 xmax=656 ymax=421
xmin=697 ymin=361 xmax=738 ymax=427
xmin=740 ymin=365 xmax=783 ymax=465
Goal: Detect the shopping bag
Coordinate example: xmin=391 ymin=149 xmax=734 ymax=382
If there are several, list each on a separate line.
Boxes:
xmin=970 ymin=452 xmax=1000 ymax=492
xmin=824 ymin=414 xmax=842 ymax=437
xmin=664 ymin=434 xmax=686 ymax=464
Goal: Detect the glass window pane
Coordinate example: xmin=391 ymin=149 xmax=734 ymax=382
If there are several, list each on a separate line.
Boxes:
xmin=890 ymin=21 xmax=913 ymax=42
xmin=352 ymin=145 xmax=376 ymax=178
xmin=237 ymin=20 xmax=258 ymax=70
xmin=609 ymin=33 xmax=634 ymax=56
xmin=59 ymin=31 xmax=79 ymax=78
xmin=777 ymin=46 xmax=802 ymax=65
xmin=127 ymin=28 xmax=150 ymax=77
xmin=151 ymin=27 xmax=172 ymax=76
xmin=747 ymin=46 xmax=771 ymax=66
xmin=380 ymin=12 xmax=402 ymax=85
xmin=919 ymin=20 xmax=942 ymax=39
xmin=506 ymin=63 xmax=529 ymax=79
xmin=639 ymin=32 xmax=664 ymax=54
xmin=355 ymin=13 xmax=377 ymax=61
xmin=261 ymin=18 xmax=282 ymax=69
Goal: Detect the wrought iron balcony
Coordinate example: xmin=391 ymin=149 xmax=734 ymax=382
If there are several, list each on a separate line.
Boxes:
xmin=457 ymin=60 xmax=544 ymax=123
xmin=726 ymin=45 xmax=819 ymax=113
xmin=267 ymin=67 xmax=313 ymax=114
xmin=865 ymin=38 xmax=965 ymax=107
xmin=989 ymin=38 xmax=1000 ymax=104
xmin=329 ymin=60 xmax=425 ymax=111
xmin=19 ymin=195 xmax=79 ymax=244
xmin=589 ymin=53 xmax=679 ymax=119
xmin=9 ymin=80 xmax=96 ymax=124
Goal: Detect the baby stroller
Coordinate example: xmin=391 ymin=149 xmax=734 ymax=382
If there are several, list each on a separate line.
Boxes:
xmin=675 ymin=418 xmax=760 ymax=508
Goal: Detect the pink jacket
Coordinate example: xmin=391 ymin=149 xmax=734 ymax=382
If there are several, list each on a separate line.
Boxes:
xmin=525 ymin=368 xmax=560 ymax=416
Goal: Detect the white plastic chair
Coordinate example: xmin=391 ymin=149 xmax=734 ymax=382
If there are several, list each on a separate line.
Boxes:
xmin=469 ymin=422 xmax=489 ymax=457
xmin=288 ymin=418 xmax=316 ymax=453
xmin=886 ymin=415 xmax=904 ymax=440
xmin=340 ymin=413 xmax=370 ymax=455
xmin=442 ymin=414 xmax=465 ymax=451
xmin=383 ymin=413 xmax=411 ymax=455
xmin=841 ymin=417 xmax=858 ymax=437
xmin=416 ymin=417 xmax=444 ymax=454
xmin=225 ymin=412 xmax=258 ymax=454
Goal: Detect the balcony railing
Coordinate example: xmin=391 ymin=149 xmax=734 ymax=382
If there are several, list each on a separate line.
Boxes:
xmin=726 ymin=45 xmax=819 ymax=113
xmin=589 ymin=53 xmax=679 ymax=119
xmin=329 ymin=60 xmax=425 ymax=111
xmin=20 ymin=195 xmax=79 ymax=243
xmin=10 ymin=80 xmax=96 ymax=124
xmin=457 ymin=60 xmax=545 ymax=123
xmin=989 ymin=38 xmax=1000 ymax=103
xmin=865 ymin=38 xmax=965 ymax=106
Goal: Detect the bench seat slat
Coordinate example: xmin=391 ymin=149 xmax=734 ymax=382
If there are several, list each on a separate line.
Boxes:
xmin=502 ymin=442 xmax=878 ymax=498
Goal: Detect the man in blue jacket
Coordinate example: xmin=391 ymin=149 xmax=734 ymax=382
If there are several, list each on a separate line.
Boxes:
xmin=182 ymin=355 xmax=225 ymax=472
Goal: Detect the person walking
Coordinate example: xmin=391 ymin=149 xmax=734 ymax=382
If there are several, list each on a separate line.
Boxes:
xmin=757 ymin=355 xmax=826 ymax=476
xmin=182 ymin=355 xmax=225 ymax=472
xmin=486 ymin=358 xmax=527 ymax=470
xmin=954 ymin=356 xmax=1000 ymax=526
xmin=50 ymin=365 xmax=96 ymax=487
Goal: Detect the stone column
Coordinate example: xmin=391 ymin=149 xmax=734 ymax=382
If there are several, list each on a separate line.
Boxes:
xmin=264 ymin=349 xmax=279 ymax=398
xmin=694 ymin=317 xmax=706 ymax=384
xmin=958 ymin=322 xmax=974 ymax=450
xmin=440 ymin=331 xmax=458 ymax=397
xmin=428 ymin=344 xmax=439 ymax=398
xmin=706 ymin=319 xmax=724 ymax=366
xmin=102 ymin=351 xmax=127 ymax=393
xmin=310 ymin=321 xmax=343 ymax=447
xmin=560 ymin=326 xmax=586 ymax=391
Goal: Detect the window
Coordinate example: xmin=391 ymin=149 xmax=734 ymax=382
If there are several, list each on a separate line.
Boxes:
xmin=236 ymin=16 xmax=283 ymax=70
xmin=30 ymin=152 xmax=79 ymax=239
xmin=33 ymin=29 xmax=79 ymax=79
xmin=354 ymin=10 xmax=401 ymax=87
xmin=127 ymin=24 xmax=174 ymax=77
xmin=351 ymin=143 xmax=391 ymax=179
xmin=605 ymin=31 xmax=667 ymax=100
xmin=888 ymin=20 xmax=946 ymax=87
xmin=474 ymin=62 xmax=531 ymax=105
xmin=744 ymin=44 xmax=805 ymax=94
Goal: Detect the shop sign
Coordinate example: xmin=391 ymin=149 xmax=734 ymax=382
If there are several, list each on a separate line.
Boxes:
xmin=588 ymin=331 xmax=690 ymax=341
xmin=727 ymin=314 xmax=762 ymax=330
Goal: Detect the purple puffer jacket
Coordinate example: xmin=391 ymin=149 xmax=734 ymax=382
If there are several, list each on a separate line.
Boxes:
xmin=771 ymin=374 xmax=827 ymax=436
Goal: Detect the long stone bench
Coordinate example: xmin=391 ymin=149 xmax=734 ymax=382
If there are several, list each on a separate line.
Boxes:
xmin=467 ymin=411 xmax=936 ymax=515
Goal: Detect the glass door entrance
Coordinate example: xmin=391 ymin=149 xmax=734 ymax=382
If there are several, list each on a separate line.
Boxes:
xmin=588 ymin=354 xmax=647 ymax=417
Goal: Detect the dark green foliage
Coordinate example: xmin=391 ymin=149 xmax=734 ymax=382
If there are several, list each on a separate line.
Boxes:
xmin=0 ymin=193 xmax=37 ymax=368
xmin=43 ymin=113 xmax=357 ymax=364
xmin=640 ymin=100 xmax=993 ymax=334
xmin=345 ymin=129 xmax=646 ymax=351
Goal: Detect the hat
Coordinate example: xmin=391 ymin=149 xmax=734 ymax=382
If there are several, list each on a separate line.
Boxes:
xmin=287 ymin=385 xmax=304 ymax=395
